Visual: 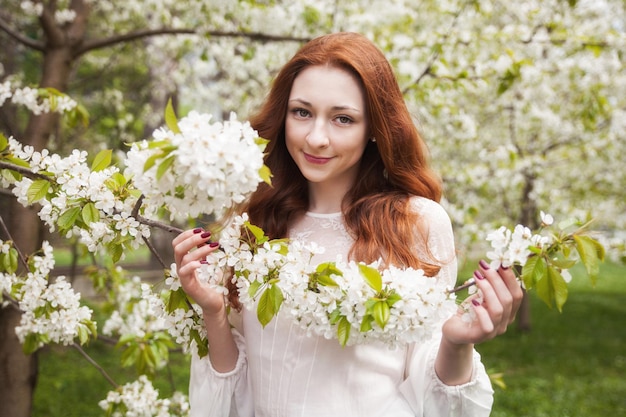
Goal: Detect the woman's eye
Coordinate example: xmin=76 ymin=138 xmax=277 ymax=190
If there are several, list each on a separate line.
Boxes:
xmin=291 ymin=108 xmax=310 ymax=118
xmin=337 ymin=116 xmax=352 ymax=124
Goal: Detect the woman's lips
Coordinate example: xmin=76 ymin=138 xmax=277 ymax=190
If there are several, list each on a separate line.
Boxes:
xmin=304 ymin=152 xmax=332 ymax=164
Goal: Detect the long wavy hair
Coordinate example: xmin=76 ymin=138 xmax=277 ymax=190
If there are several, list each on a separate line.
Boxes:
xmin=244 ymin=32 xmax=443 ymax=275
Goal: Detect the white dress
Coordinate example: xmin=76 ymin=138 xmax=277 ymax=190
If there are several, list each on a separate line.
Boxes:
xmin=189 ymin=197 xmax=494 ymax=417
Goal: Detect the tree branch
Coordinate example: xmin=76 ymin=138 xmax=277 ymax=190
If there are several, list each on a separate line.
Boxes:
xmin=75 ymin=28 xmax=310 ymax=57
xmin=0 ymin=160 xmax=52 ymax=181
xmin=136 ymin=215 xmax=183 ymax=235
xmin=72 ymin=342 xmax=118 ymax=388
xmin=0 ymin=16 xmax=44 ymax=51
xmin=0 ymin=214 xmax=29 ymax=271
xmin=2 ymin=158 xmax=184 ymax=235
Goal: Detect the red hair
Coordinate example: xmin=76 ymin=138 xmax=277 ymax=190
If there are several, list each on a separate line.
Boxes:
xmin=245 ymin=32 xmax=443 ymax=274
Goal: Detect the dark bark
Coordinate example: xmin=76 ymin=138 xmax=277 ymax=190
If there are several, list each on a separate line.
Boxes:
xmin=0 ymin=2 xmax=90 ymax=416
xmin=516 ymin=171 xmax=539 ymax=332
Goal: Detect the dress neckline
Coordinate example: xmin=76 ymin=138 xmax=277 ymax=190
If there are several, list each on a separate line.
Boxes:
xmin=305 ymin=211 xmax=342 ymax=219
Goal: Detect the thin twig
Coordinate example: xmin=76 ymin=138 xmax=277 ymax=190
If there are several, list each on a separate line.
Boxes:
xmin=0 ymin=214 xmax=29 ymax=270
xmin=447 ymin=278 xmax=476 ymax=294
xmin=72 ymin=342 xmax=118 ymax=388
xmin=142 ymin=235 xmax=167 ymax=269
xmin=2 ymin=290 xmax=21 ymax=311
xmin=136 ymin=214 xmax=184 ymax=234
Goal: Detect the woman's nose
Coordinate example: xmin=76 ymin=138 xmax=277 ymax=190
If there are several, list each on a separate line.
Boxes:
xmin=306 ymin=119 xmax=330 ymax=148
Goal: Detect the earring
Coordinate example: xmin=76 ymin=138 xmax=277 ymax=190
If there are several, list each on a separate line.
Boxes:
xmin=370 ymin=137 xmax=376 ymax=143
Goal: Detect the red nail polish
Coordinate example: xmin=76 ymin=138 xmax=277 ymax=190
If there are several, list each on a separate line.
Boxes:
xmin=472 ymin=299 xmax=481 ymax=307
xmin=193 ymin=228 xmax=203 ymax=234
xmin=199 ymin=260 xmax=208 ymax=264
xmin=479 ymin=260 xmax=490 ymax=270
xmin=209 ymin=242 xmax=219 ymax=248
xmin=200 ymin=232 xmax=211 ymax=239
xmin=500 ymin=264 xmax=510 ymax=270
xmin=474 ymin=270 xmax=485 ymax=280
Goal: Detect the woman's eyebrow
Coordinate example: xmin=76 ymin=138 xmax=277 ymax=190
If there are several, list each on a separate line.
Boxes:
xmin=288 ymin=98 xmax=362 ymax=113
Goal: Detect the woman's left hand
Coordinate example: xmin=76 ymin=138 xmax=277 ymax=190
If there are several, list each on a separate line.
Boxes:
xmin=442 ymin=260 xmax=524 ymax=345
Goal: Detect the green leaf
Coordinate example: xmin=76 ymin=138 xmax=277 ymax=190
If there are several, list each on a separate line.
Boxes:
xmin=192 ymin=331 xmax=209 ymax=358
xmin=328 ymin=308 xmax=342 ymax=325
xmin=259 ymin=164 xmax=273 ymax=186
xmin=248 ymin=280 xmax=262 ymax=298
xmin=257 ymin=284 xmax=283 ymax=327
xmin=316 ymin=262 xmax=343 ymax=276
xmin=373 ymin=300 xmax=390 ymax=329
xmin=107 ymin=242 xmax=124 ymax=263
xmin=91 ymin=149 xmax=112 ymax=172
xmin=8 ymin=248 xmax=19 ymax=274
xmin=359 ymin=264 xmax=382 ymax=292
xmin=337 ymin=316 xmax=351 ymax=346
xmin=105 ymin=172 xmax=128 ymax=190
xmin=81 ymin=202 xmax=100 ymax=225
xmin=57 ymin=207 xmax=82 ymax=231
xmin=521 ymin=255 xmax=546 ymax=290
xmin=0 ymin=132 xmax=7 ymax=152
xmin=156 ymin=155 xmax=175 ymax=181
xmin=245 ymin=221 xmax=267 ymax=243
xmin=386 ymin=291 xmax=402 ymax=307
xmin=120 ymin=344 xmax=140 ymax=368
xmin=26 ymin=179 xmax=50 ymax=204
xmin=164 ymin=98 xmax=181 ymax=134
xmin=22 ymin=333 xmax=41 ymax=355
xmin=254 ymin=137 xmax=269 ymax=148
xmin=536 ymin=265 xmax=569 ymax=312
xmin=5 ymin=156 xmax=31 ymax=168
xmin=316 ymin=272 xmax=339 ymax=287
xmin=143 ymin=152 xmax=164 ymax=172
xmin=360 ymin=314 xmax=374 ymax=333
xmin=573 ymin=235 xmax=605 ymax=285
xmin=166 ymin=288 xmax=190 ymax=313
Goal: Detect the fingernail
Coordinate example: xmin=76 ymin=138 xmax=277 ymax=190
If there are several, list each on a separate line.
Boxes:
xmin=472 ymin=299 xmax=481 ymax=307
xmin=200 ymin=232 xmax=211 ymax=239
xmin=479 ymin=260 xmax=490 ymax=270
xmin=209 ymin=242 xmax=220 ymax=248
xmin=501 ymin=264 xmax=510 ymax=270
xmin=193 ymin=228 xmax=203 ymax=234
xmin=474 ymin=270 xmax=485 ymax=280
xmin=199 ymin=260 xmax=208 ymax=264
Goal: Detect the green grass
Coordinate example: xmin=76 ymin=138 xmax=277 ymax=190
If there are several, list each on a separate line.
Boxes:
xmin=32 ymin=262 xmax=626 ymax=416
xmin=469 ymin=261 xmax=626 ymax=416
xmin=33 ymin=340 xmax=190 ymax=417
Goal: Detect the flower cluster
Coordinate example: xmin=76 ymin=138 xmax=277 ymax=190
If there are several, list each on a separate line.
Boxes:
xmin=99 ymin=375 xmax=189 ymax=417
xmin=485 ymin=223 xmax=551 ymax=270
xmin=481 ymin=212 xmax=604 ymax=311
xmin=5 ymin=137 xmax=151 ymax=259
xmin=0 ymin=80 xmax=77 ymax=115
xmin=0 ymin=240 xmax=96 ymax=353
xmin=125 ymin=108 xmax=270 ymax=219
xmin=102 ymin=276 xmax=168 ymax=338
xmin=162 ymin=263 xmax=209 ymax=356
xmin=166 ymin=214 xmax=458 ymax=352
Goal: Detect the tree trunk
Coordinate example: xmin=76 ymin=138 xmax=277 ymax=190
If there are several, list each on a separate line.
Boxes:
xmin=0 ymin=3 xmax=89 ymax=415
xmin=0 ymin=200 xmax=42 ymax=417
xmin=516 ymin=171 xmax=539 ymax=332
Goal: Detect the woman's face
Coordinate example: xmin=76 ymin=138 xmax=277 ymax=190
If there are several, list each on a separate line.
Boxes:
xmin=285 ymin=65 xmax=369 ymax=194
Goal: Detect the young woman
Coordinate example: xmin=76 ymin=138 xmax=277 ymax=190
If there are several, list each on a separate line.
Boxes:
xmin=173 ymin=32 xmax=523 ymax=417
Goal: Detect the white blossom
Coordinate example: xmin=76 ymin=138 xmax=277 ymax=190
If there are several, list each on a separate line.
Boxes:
xmin=126 ymin=112 xmax=268 ymax=220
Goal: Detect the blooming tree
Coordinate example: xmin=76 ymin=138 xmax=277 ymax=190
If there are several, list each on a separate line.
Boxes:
xmin=1 ymin=0 xmax=624 ymax=415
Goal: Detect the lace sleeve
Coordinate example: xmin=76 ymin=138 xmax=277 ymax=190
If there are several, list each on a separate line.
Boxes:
xmin=409 ymin=197 xmax=457 ymax=287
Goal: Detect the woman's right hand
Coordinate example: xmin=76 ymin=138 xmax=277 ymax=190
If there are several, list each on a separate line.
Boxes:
xmin=172 ymin=228 xmax=225 ymax=315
